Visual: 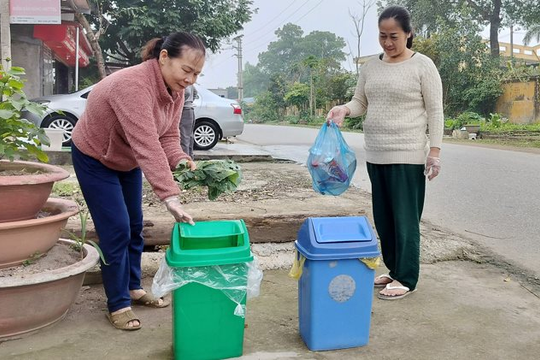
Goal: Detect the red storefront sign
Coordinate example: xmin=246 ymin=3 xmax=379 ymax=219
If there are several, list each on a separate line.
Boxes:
xmin=33 ymin=23 xmax=93 ymax=67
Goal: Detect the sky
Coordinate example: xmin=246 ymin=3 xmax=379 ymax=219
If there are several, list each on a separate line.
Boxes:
xmin=196 ymin=0 xmax=526 ymax=90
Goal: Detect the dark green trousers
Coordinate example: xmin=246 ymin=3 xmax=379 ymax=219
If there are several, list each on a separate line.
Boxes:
xmin=366 ymin=162 xmax=425 ymax=290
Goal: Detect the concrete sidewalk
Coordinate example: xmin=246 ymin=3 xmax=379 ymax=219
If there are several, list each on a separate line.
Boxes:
xmin=1 ymin=263 xmax=539 ymax=360
xmin=1 ymin=140 xmax=540 ymax=359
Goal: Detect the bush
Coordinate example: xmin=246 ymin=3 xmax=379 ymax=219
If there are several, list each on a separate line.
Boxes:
xmin=0 ymin=63 xmax=49 ymax=162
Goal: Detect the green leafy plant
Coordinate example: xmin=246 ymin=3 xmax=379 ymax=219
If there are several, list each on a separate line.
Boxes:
xmin=173 ymin=160 xmax=242 ymax=201
xmin=0 ymin=61 xmax=50 ymax=162
xmin=454 ymin=112 xmax=485 ymax=129
xmin=22 ymin=251 xmax=43 ymax=267
xmin=444 ymin=118 xmax=456 ymax=130
xmin=63 ymin=211 xmax=108 ymax=264
xmin=486 ymin=113 xmax=506 ymax=128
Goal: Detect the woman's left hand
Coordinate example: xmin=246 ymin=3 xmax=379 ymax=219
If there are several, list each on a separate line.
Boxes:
xmin=424 ymin=156 xmax=441 ymax=181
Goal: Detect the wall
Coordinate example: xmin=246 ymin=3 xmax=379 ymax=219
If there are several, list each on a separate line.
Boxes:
xmin=495 ymin=77 xmax=540 ymax=124
xmin=10 ymin=25 xmax=44 ymax=99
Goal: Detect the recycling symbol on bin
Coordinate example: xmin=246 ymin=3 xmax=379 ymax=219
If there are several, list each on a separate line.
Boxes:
xmin=328 ymin=275 xmax=356 ymax=303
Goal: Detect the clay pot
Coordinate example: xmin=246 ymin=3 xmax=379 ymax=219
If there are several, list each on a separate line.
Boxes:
xmin=0 ymin=198 xmax=79 ymax=269
xmin=0 ymin=160 xmax=70 ymax=223
xmin=0 ymin=239 xmax=100 ymax=340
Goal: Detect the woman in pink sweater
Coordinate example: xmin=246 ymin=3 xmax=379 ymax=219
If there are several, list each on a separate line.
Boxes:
xmin=71 ymin=32 xmax=205 ymax=330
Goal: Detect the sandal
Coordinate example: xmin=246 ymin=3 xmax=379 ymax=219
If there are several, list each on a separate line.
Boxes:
xmin=374 ymin=274 xmax=393 ymax=288
xmin=377 ymin=284 xmax=417 ymax=300
xmin=106 ymin=309 xmax=141 ymax=331
xmin=132 ymin=293 xmax=171 ymax=308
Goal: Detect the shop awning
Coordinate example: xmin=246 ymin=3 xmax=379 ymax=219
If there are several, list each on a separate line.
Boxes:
xmin=33 ymin=22 xmax=93 ymax=67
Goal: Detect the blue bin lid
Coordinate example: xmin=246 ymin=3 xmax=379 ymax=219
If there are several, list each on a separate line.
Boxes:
xmin=295 ymin=216 xmax=380 ymax=260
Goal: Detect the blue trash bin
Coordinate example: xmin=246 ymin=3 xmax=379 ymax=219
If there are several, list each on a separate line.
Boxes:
xmin=295 ymin=216 xmax=380 ymax=351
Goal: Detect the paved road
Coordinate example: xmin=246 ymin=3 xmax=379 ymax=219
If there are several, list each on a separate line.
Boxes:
xmin=238 ymin=124 xmax=540 ymax=277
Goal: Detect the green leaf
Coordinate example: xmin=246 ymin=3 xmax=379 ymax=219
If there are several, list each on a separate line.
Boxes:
xmin=36 ymin=151 xmax=49 ymax=163
xmin=8 ymin=79 xmax=23 ymax=90
xmin=0 ymin=109 xmax=15 ymax=119
xmin=9 ymin=66 xmax=25 ymax=75
xmin=25 ymin=101 xmax=46 ymax=116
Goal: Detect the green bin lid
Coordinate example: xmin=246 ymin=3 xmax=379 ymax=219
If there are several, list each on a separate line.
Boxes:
xmin=166 ymin=220 xmax=253 ymax=267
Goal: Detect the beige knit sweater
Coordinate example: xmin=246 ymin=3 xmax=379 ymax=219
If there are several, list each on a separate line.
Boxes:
xmin=345 ymin=52 xmax=444 ymax=164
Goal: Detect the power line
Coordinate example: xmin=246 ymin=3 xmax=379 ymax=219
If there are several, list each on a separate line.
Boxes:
xmin=243 ymin=0 xmax=311 ymax=47
xmin=209 ymin=0 xmax=325 ymax=71
xmin=292 ymin=0 xmax=323 ymax=24
xmin=243 ymin=0 xmax=325 ymax=53
xmin=247 ymin=1 xmax=299 ymax=36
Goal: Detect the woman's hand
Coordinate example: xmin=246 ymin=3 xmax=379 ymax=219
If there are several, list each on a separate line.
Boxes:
xmin=326 ymin=106 xmax=350 ymax=127
xmin=425 ymin=148 xmax=441 ymax=181
xmin=163 ymin=197 xmax=195 ymax=225
xmin=186 ymin=159 xmax=197 ymax=171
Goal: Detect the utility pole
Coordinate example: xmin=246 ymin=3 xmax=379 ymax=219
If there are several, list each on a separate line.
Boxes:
xmin=233 ymin=35 xmax=243 ymax=103
xmin=0 ymin=0 xmax=12 ymax=70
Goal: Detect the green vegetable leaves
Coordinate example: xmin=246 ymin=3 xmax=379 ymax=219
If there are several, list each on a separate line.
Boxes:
xmin=173 ymin=160 xmax=242 ymax=201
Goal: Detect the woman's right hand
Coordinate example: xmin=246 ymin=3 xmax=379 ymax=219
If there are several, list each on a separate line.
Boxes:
xmin=163 ymin=197 xmax=195 ymax=225
xmin=326 ymin=105 xmax=350 ymax=127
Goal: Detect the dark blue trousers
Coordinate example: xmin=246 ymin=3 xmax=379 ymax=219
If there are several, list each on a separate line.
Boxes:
xmin=72 ymin=143 xmax=144 ymax=312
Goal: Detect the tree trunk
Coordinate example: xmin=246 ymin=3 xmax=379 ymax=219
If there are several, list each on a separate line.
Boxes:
xmin=489 ymin=0 xmax=502 ymax=58
xmin=75 ymin=13 xmax=107 ymax=80
xmin=310 ymin=71 xmax=314 ymax=117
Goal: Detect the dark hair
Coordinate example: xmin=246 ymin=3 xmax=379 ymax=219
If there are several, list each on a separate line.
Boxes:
xmin=141 ymin=31 xmax=206 ymax=61
xmin=379 ymin=6 xmax=414 ymax=49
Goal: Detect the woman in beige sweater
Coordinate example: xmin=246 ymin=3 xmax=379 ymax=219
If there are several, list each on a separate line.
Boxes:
xmin=327 ymin=6 xmax=443 ymax=300
xmin=72 ymin=32 xmax=205 ymax=329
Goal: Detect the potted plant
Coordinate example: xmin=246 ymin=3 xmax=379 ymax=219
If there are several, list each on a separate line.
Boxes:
xmin=0 ymin=62 xmax=99 ymax=340
xmin=1 ymin=62 xmax=70 ymax=223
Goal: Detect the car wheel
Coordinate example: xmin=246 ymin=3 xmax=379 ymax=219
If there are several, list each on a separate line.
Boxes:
xmin=193 ymin=120 xmax=220 ymax=150
xmin=42 ymin=114 xmax=77 ymax=146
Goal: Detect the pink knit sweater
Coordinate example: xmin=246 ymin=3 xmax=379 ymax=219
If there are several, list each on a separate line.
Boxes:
xmin=72 ymin=59 xmax=189 ymax=200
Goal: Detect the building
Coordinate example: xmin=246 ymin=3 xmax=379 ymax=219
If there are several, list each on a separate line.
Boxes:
xmin=498 ymin=41 xmax=540 ymax=66
xmin=0 ymin=0 xmax=93 ymax=99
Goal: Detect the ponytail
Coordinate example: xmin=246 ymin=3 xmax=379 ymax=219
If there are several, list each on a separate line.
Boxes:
xmin=141 ymin=37 xmax=166 ymax=61
xmin=141 ymin=32 xmax=206 ymax=61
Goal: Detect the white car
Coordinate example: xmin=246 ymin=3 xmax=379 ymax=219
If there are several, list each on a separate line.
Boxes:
xmin=24 ymin=84 xmax=244 ymax=150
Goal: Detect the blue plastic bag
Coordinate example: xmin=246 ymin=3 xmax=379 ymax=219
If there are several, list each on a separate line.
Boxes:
xmin=307 ymin=122 xmax=357 ymax=196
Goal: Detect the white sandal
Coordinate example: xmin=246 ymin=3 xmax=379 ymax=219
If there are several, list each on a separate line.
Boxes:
xmin=377 ymin=284 xmax=417 ymax=300
xmin=374 ymin=274 xmax=393 ymax=288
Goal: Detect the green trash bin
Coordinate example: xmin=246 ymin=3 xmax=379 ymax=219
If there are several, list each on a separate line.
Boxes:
xmin=166 ymin=219 xmax=253 ymax=360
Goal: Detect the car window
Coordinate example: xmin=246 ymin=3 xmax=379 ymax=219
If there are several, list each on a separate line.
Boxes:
xmin=81 ymin=90 xmax=91 ymax=99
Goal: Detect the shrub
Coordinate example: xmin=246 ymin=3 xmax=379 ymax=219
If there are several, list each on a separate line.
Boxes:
xmin=0 ymin=62 xmax=49 ymax=162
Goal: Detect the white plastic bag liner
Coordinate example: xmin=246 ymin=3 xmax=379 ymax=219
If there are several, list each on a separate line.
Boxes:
xmin=152 ymin=255 xmax=263 ymax=318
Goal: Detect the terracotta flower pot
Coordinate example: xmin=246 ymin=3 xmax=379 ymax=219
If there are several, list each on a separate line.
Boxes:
xmin=0 ymin=198 xmax=79 ymax=269
xmin=0 ymin=239 xmax=100 ymax=340
xmin=0 ymin=160 xmax=70 ymax=223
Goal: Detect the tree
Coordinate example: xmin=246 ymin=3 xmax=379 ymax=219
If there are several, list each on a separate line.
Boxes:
xmin=523 ymin=24 xmax=540 ymax=46
xmin=432 ymin=13 xmax=502 ymax=115
xmin=381 ymin=0 xmax=540 ymax=58
xmin=349 ymin=0 xmax=376 ymax=75
xmin=242 ymin=62 xmax=270 ymax=97
xmin=302 ymin=55 xmax=319 ymax=116
xmin=76 ymin=1 xmax=110 ymax=79
xmin=81 ymin=0 xmax=254 ymax=70
xmin=257 ymin=24 xmax=346 ymax=80
xmin=284 ymin=82 xmax=310 ymax=111
xmin=257 ymin=24 xmax=305 ymax=77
